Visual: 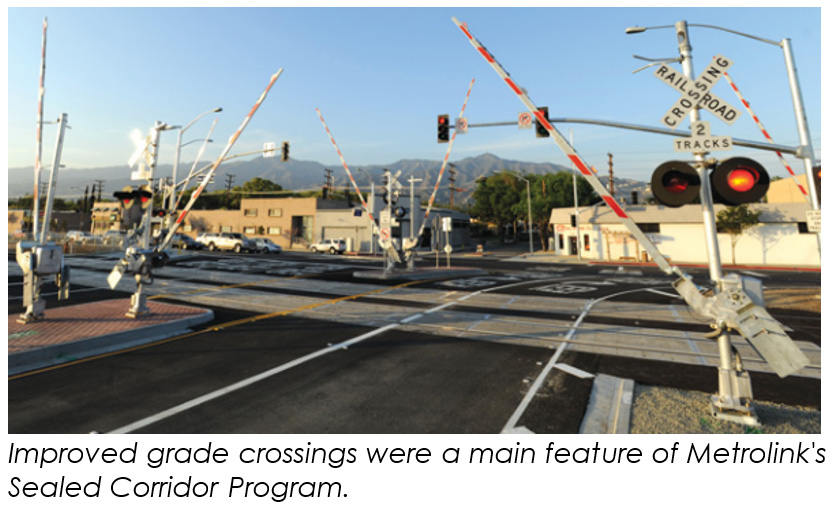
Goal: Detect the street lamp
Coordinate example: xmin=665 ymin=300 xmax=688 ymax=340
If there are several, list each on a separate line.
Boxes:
xmin=169 ymin=107 xmax=222 ymax=217
xmin=500 ymin=171 xmax=533 ymax=254
xmin=626 ymin=23 xmax=820 ymax=236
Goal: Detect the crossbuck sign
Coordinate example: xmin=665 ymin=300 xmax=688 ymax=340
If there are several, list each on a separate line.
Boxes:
xmin=654 ymin=55 xmax=742 ymax=130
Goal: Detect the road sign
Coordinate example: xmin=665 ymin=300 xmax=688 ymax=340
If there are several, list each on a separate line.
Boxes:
xmin=518 ymin=112 xmax=533 ymax=129
xmin=674 ymin=121 xmax=733 ymax=153
xmin=442 ymin=217 xmax=452 ymax=232
xmin=455 ymin=117 xmax=468 ymax=134
xmin=654 ymin=55 xmax=741 ymax=129
xmin=380 ymin=228 xmax=391 ymax=240
xmin=263 ymin=142 xmax=276 ymax=157
xmin=806 ymin=210 xmax=821 ymax=233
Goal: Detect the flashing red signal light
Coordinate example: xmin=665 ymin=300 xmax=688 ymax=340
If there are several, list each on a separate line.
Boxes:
xmin=113 ymin=186 xmax=135 ymax=209
xmin=651 ymin=161 xmax=700 ymax=207
xmin=711 ymin=157 xmax=769 ymax=205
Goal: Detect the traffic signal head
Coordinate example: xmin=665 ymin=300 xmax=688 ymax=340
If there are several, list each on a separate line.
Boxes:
xmin=535 ymin=106 xmax=550 ymax=138
xmin=281 ymin=141 xmax=289 ymax=162
xmin=113 ymin=186 xmax=135 ymax=209
xmin=153 ymin=209 xmax=166 ymax=218
xmin=437 ymin=114 xmax=450 ymax=143
xmin=651 ymin=161 xmax=701 ymax=207
xmin=813 ymin=165 xmax=821 ymax=204
xmin=710 ymin=157 xmax=769 ymax=206
xmin=137 ymin=185 xmax=153 ymax=211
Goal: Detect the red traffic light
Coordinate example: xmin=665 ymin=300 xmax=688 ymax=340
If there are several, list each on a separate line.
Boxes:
xmin=711 ymin=157 xmax=769 ymax=206
xmin=437 ymin=114 xmax=450 ymax=143
xmin=651 ymin=161 xmax=700 ymax=207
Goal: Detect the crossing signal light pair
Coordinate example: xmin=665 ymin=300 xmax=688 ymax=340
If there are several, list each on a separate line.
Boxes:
xmin=535 ymin=106 xmax=550 ymax=138
xmin=114 ymin=185 xmax=153 ymax=228
xmin=651 ymin=158 xmax=770 ymax=208
xmin=437 ymin=114 xmax=450 ymax=143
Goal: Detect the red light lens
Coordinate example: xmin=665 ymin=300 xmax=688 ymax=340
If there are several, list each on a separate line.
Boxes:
xmin=726 ymin=168 xmax=756 ymax=192
xmin=438 ymin=117 xmax=446 ymax=124
xmin=665 ymin=174 xmax=689 ymax=194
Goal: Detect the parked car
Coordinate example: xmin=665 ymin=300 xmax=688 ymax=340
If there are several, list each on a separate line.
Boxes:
xmin=170 ymin=233 xmax=202 ymax=250
xmin=310 ymin=238 xmax=346 ymax=254
xmin=196 ymin=232 xmax=255 ymax=253
xmin=65 ymin=231 xmax=96 ymax=244
xmin=252 ymin=237 xmax=282 ymax=254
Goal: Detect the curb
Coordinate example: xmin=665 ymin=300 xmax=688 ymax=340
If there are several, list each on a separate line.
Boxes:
xmin=579 ymin=374 xmax=635 ymax=434
xmin=9 ymin=310 xmax=214 ymax=376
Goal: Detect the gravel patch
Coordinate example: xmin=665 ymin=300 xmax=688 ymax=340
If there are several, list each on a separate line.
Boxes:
xmin=630 ymin=384 xmax=820 ymax=434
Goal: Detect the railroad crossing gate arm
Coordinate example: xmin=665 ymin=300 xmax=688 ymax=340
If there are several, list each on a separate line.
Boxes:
xmin=452 ymin=17 xmax=676 ymax=276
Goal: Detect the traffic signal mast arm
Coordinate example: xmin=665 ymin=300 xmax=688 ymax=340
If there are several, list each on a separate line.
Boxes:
xmin=411 ymin=78 xmax=475 ymax=252
xmin=452 ymin=17 xmax=677 ymax=276
xmin=157 ymin=69 xmax=283 ymax=253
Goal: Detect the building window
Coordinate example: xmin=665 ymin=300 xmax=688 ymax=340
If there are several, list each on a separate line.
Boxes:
xmin=244 ymin=208 xmax=258 ymax=217
xmin=183 ymin=224 xmax=192 ymax=232
xmin=220 ymin=225 xmax=232 ymax=233
xmin=268 ymin=227 xmax=282 ymax=235
xmin=583 ymin=234 xmax=590 ymax=251
xmin=639 ymin=223 xmax=661 ymax=233
xmin=243 ymin=226 xmax=256 ymax=235
xmin=269 ymin=208 xmax=283 ymax=217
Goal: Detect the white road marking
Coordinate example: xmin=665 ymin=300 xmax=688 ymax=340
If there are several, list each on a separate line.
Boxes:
xmin=108 ymin=322 xmax=401 ymax=434
xmin=554 ymin=363 xmax=595 ymax=379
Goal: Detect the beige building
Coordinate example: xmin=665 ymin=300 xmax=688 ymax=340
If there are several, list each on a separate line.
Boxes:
xmin=766 ymin=173 xmax=816 ymax=204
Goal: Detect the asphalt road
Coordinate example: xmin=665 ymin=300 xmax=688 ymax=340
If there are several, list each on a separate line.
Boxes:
xmin=7 ymin=249 xmax=821 ymax=433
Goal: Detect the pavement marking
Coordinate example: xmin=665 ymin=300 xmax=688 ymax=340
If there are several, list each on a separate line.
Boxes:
xmin=669 ymin=306 xmax=708 ymax=365
xmin=425 ymin=302 xmax=457 ymax=314
xmin=554 ymin=363 xmax=595 ymax=379
xmin=401 ymin=314 xmax=424 ymax=324
xmin=108 ymin=322 xmax=402 ymax=434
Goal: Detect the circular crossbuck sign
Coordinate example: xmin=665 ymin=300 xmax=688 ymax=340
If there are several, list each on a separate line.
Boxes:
xmin=380 ymin=228 xmax=391 ymax=240
xmin=518 ymin=112 xmax=533 ymax=129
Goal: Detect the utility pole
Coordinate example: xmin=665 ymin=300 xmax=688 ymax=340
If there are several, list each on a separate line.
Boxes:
xmin=607 ymin=153 xmax=614 ymax=198
xmin=95 ymin=179 xmax=104 ymax=203
xmin=224 ymin=173 xmax=235 ymax=208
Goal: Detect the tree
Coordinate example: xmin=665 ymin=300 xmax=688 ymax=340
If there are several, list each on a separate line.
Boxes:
xmin=470 ymin=173 xmax=524 ymax=242
xmin=716 ymin=204 xmax=761 ymax=264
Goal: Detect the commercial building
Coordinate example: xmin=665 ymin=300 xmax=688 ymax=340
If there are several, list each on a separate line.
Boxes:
xmin=549 ymin=202 xmax=819 ymax=267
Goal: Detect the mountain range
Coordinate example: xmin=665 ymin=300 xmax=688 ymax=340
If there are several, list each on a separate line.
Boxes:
xmin=8 ymin=153 xmax=648 ymax=206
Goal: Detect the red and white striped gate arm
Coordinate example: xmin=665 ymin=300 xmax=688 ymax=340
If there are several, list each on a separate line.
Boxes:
xmin=452 ymin=17 xmax=677 ymax=275
xmin=415 ymin=78 xmax=475 ymax=243
xmin=723 ymin=71 xmax=809 ymax=201
xmin=158 ymin=69 xmax=283 ymax=252
xmin=315 ymin=108 xmax=381 ymax=236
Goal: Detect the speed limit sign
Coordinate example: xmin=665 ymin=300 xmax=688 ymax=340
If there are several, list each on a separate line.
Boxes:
xmin=518 ymin=112 xmax=533 ymax=129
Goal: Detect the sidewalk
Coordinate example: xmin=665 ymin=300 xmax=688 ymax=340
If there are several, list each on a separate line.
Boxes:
xmin=8 ymin=299 xmax=213 ymax=376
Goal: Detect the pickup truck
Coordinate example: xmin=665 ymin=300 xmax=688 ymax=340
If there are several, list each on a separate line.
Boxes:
xmin=196 ymin=232 xmax=255 ymax=253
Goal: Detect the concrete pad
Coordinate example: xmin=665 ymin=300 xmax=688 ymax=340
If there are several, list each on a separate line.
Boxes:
xmin=579 ymin=374 xmax=634 ymax=434
xmin=8 ymin=299 xmax=213 ymax=376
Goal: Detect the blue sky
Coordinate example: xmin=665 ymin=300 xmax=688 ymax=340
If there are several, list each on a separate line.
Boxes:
xmin=5 ymin=4 xmax=823 ymax=185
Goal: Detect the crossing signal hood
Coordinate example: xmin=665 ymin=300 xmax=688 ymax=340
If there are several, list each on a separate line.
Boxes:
xmin=137 ymin=185 xmax=153 ymax=211
xmin=535 ymin=106 xmax=550 ymax=138
xmin=113 ymin=186 xmax=136 ymax=209
xmin=651 ymin=161 xmax=701 ymax=208
xmin=710 ymin=157 xmax=769 ymax=206
xmin=437 ymin=114 xmax=450 ymax=143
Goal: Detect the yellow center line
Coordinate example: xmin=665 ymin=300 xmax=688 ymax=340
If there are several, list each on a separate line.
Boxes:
xmin=9 ymin=277 xmax=431 ymax=381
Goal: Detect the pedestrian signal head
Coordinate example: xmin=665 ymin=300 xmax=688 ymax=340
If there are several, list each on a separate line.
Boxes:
xmin=710 ymin=157 xmax=769 ymax=206
xmin=651 ymin=161 xmax=700 ymax=207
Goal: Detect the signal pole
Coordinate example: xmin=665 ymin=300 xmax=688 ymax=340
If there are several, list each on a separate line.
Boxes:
xmin=224 ymin=173 xmax=235 ymax=208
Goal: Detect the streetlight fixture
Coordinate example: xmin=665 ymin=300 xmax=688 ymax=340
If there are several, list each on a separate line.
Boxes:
xmin=169 ymin=107 xmax=222 ymax=217
xmin=499 ymin=171 xmax=534 ymax=254
xmin=626 ymin=22 xmax=820 ymax=242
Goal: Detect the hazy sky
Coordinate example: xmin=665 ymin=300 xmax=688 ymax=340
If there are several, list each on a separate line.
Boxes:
xmin=5 ymin=3 xmax=823 ymax=185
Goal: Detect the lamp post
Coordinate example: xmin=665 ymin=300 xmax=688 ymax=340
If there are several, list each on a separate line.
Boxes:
xmin=501 ymin=171 xmax=533 ymax=254
xmin=626 ymin=22 xmax=820 ymax=247
xmin=169 ymin=107 xmax=222 ymax=222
